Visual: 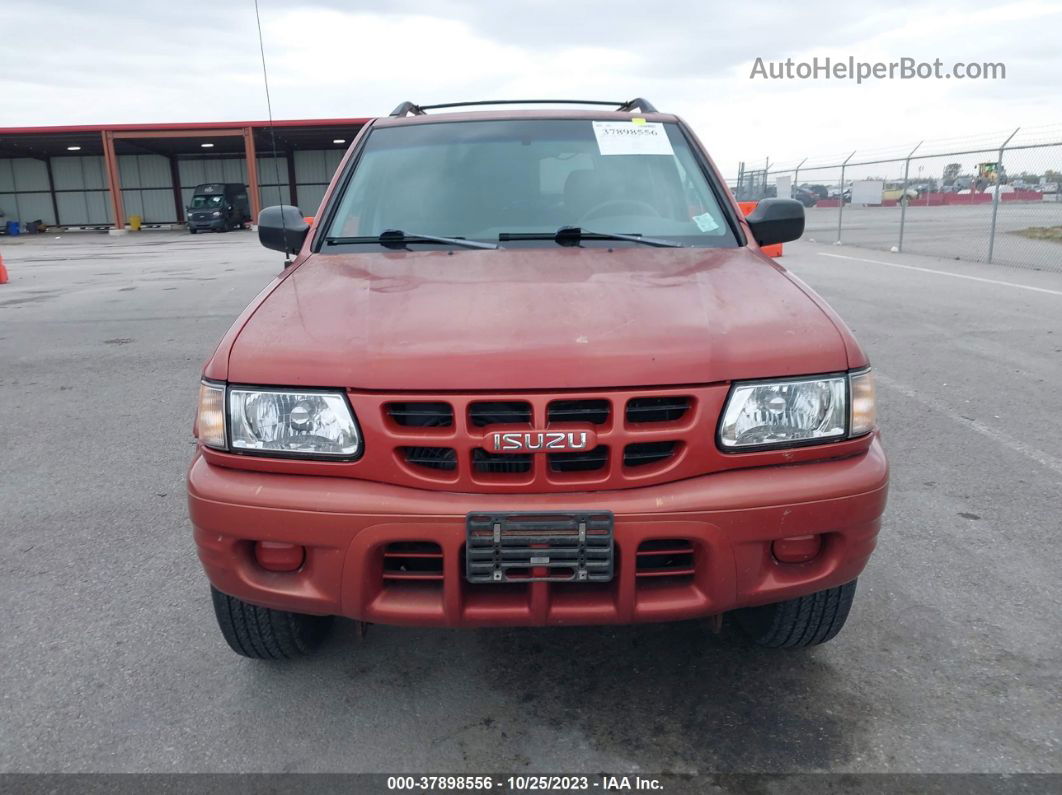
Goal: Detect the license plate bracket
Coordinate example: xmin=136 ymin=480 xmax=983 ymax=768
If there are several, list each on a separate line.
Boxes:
xmin=465 ymin=511 xmax=614 ymax=584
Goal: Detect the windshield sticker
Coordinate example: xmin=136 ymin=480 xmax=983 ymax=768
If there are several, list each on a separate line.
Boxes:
xmin=691 ymin=212 xmax=720 ymax=232
xmin=592 ymin=121 xmax=674 ymax=156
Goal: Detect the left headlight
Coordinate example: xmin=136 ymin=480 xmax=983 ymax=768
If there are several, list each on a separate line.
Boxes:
xmin=718 ymin=370 xmax=876 ymax=450
xmin=228 ymin=388 xmax=362 ymax=458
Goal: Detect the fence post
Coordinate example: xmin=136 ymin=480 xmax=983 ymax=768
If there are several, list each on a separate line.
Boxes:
xmin=987 ymin=127 xmax=1020 ymax=264
xmin=897 ymin=140 xmax=923 ymax=252
xmin=836 ymin=151 xmax=856 ymax=244
xmin=764 ymin=157 xmax=770 ymax=199
xmin=793 ymin=158 xmax=807 ymax=199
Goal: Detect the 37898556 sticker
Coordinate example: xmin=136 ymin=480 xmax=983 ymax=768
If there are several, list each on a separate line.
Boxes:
xmin=592 ymin=121 xmax=675 ymax=156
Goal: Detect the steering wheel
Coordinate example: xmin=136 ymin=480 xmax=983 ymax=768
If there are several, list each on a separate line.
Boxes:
xmin=579 ymin=199 xmax=662 ymax=223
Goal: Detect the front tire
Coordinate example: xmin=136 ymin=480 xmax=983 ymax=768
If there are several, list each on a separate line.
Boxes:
xmin=735 ymin=580 xmax=857 ymax=648
xmin=210 ymin=586 xmax=333 ymax=659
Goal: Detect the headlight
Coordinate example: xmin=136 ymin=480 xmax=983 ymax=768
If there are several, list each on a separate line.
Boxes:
xmin=719 ymin=374 xmax=848 ymax=450
xmin=228 ymin=388 xmax=361 ymax=457
xmin=196 ymin=380 xmax=226 ymax=450
xmin=211 ymin=210 xmax=222 ymax=217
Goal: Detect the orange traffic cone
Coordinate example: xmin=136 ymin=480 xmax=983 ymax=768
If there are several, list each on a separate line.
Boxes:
xmin=0 ymin=252 xmax=8 ymax=285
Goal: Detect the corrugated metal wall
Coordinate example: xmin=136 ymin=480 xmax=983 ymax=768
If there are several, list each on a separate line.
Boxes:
xmin=0 ymin=158 xmax=55 ymax=225
xmin=294 ymin=149 xmax=346 ymax=216
xmin=0 ymin=150 xmax=342 ymax=227
xmin=119 ymin=154 xmax=174 ymax=223
xmin=52 ymin=156 xmax=112 ymax=224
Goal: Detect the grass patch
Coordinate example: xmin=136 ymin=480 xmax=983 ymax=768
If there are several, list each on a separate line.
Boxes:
xmin=1010 ymin=225 xmax=1062 ymax=242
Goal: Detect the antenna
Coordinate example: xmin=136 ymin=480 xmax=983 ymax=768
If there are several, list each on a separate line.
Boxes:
xmin=253 ymin=0 xmax=290 ymax=266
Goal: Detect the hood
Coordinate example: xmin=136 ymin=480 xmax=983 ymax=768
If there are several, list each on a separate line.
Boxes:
xmin=226 ymin=246 xmax=850 ymax=390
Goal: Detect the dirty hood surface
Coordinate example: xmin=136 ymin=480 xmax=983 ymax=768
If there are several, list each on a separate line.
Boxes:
xmin=227 ymin=246 xmax=847 ymax=390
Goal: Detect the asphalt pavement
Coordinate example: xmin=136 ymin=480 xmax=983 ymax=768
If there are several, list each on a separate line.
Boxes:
xmin=0 ymin=230 xmax=1059 ymax=774
xmin=804 ymin=202 xmax=1062 ymax=271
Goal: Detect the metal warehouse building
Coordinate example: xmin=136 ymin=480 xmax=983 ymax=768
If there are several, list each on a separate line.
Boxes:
xmin=0 ymin=118 xmax=369 ymax=231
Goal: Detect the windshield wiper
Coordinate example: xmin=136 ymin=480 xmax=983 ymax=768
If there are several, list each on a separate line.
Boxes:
xmin=499 ymin=226 xmax=685 ymax=248
xmin=325 ymin=229 xmax=498 ymax=250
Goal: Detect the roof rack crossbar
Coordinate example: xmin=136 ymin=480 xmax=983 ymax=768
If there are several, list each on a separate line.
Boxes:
xmin=388 ymin=98 xmax=659 ymax=117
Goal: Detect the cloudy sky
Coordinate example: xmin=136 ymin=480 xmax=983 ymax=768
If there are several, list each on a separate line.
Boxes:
xmin=2 ymin=0 xmax=1061 ymax=175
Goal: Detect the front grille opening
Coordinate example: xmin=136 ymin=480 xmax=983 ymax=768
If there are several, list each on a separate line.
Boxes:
xmin=386 ymin=401 xmax=453 ymax=428
xmin=623 ymin=441 xmax=678 ymax=468
xmin=636 ymin=539 xmax=695 ymax=582
xmin=401 ymin=446 xmax=457 ymax=471
xmin=469 ymin=401 xmax=532 ymax=427
xmin=626 ymin=396 xmax=691 ymax=424
xmin=548 ymin=399 xmax=610 ymax=425
xmin=549 ymin=445 xmax=609 ymax=473
xmin=472 ymin=448 xmax=532 ymax=475
xmin=382 ymin=541 xmax=444 ymax=582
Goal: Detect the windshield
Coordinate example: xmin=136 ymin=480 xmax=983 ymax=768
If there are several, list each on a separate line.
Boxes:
xmin=324 ymin=119 xmax=737 ymax=247
xmin=190 ymin=194 xmax=225 ymax=209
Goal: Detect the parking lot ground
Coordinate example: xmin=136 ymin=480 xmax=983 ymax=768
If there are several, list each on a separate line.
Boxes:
xmin=1 ymin=231 xmax=1059 ymax=773
xmin=804 ymin=202 xmax=1062 ymax=271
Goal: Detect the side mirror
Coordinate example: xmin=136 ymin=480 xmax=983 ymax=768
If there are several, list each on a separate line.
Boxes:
xmin=745 ymin=198 xmax=805 ymax=247
xmin=258 ymin=205 xmax=310 ymax=254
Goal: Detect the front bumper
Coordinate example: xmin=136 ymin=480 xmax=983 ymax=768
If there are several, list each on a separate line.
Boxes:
xmin=188 ymin=436 xmax=888 ymax=627
xmin=188 ymin=219 xmax=227 ymax=231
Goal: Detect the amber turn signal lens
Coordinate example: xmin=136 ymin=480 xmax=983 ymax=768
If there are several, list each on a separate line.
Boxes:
xmin=196 ymin=381 xmax=226 ymax=450
xmin=850 ymin=369 xmax=877 ymax=437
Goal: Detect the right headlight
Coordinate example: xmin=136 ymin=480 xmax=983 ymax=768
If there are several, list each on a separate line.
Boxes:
xmin=195 ymin=381 xmax=362 ymax=459
xmin=718 ymin=369 xmax=876 ymax=450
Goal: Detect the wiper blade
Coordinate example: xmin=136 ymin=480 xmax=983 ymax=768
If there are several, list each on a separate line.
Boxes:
xmin=499 ymin=226 xmax=685 ymax=248
xmin=325 ymin=229 xmax=499 ymax=250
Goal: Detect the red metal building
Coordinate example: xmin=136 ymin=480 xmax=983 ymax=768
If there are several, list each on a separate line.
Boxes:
xmin=0 ymin=118 xmax=369 ymax=230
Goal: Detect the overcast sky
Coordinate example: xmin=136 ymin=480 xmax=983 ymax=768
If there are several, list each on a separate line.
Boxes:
xmin=2 ymin=0 xmax=1060 ymax=175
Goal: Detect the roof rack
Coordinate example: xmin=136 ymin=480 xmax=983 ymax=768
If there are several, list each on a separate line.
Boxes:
xmin=388 ymin=98 xmax=659 ymax=118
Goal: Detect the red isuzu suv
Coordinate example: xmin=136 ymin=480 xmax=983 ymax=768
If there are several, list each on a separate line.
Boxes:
xmin=188 ymin=99 xmax=887 ymax=659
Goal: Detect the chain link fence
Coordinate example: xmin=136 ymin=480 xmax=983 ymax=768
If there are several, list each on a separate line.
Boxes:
xmin=729 ymin=125 xmax=1062 ymax=272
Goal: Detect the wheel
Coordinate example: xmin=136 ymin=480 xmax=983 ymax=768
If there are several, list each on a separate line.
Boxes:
xmin=735 ymin=580 xmax=857 ymax=648
xmin=188 ymin=227 xmax=197 ymax=234
xmin=210 ymin=586 xmax=333 ymax=659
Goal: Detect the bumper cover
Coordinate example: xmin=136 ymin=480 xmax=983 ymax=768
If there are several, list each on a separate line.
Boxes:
xmin=188 ymin=219 xmax=227 ymax=230
xmin=188 ymin=436 xmax=888 ymax=627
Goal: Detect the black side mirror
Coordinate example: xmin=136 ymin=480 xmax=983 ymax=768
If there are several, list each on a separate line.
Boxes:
xmin=259 ymin=205 xmax=310 ymax=255
xmin=745 ymin=198 xmax=805 ymax=247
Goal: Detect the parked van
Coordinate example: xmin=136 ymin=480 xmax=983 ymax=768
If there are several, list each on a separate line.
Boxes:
xmin=187 ymin=183 xmax=251 ymax=233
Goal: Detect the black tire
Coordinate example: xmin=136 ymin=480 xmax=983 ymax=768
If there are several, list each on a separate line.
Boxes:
xmin=735 ymin=580 xmax=857 ymax=648
xmin=210 ymin=586 xmax=333 ymax=659
xmin=188 ymin=227 xmax=197 ymax=234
